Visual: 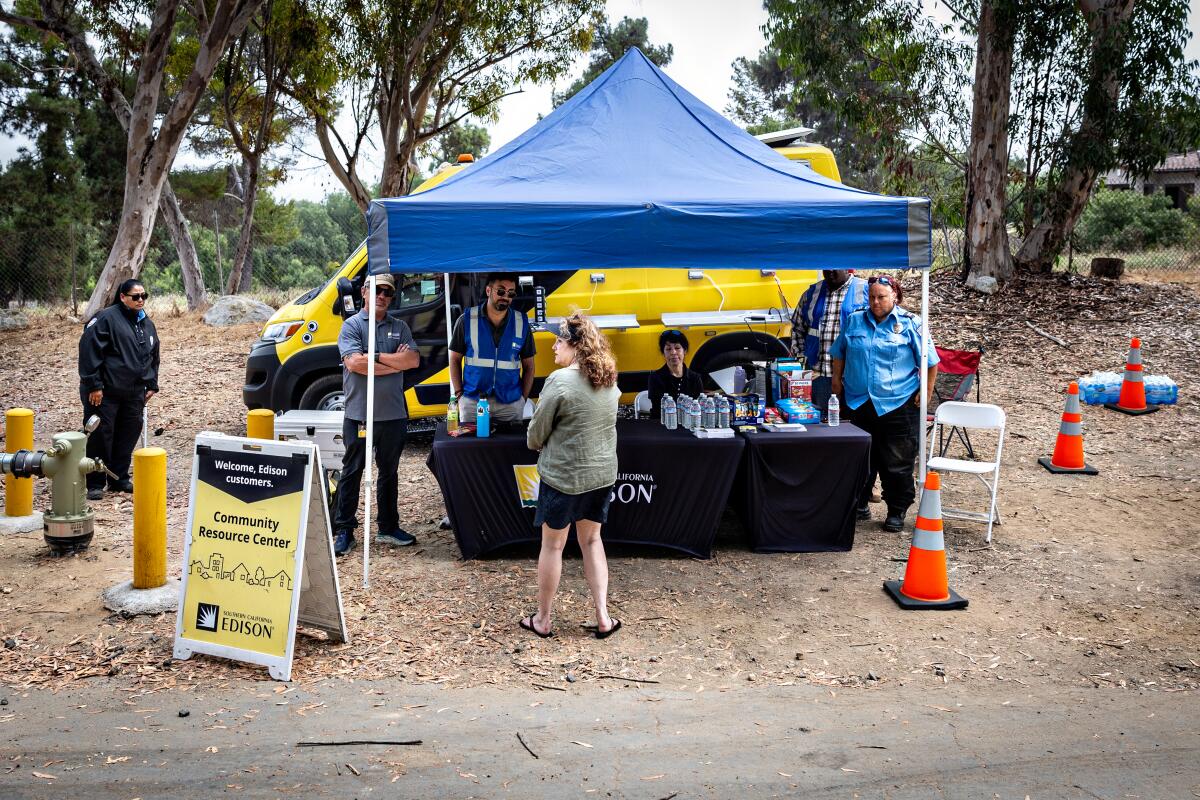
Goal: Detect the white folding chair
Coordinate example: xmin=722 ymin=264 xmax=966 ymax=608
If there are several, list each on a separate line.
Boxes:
xmin=633 ymin=390 xmax=652 ymax=418
xmin=926 ymin=402 xmax=1005 ymax=543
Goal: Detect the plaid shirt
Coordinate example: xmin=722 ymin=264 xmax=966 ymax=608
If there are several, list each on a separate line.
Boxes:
xmin=791 ymin=281 xmax=851 ymax=377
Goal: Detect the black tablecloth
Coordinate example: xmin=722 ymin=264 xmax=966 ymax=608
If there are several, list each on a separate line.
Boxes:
xmin=426 ymin=421 xmax=744 ymax=558
xmin=733 ymin=423 xmax=872 ymax=552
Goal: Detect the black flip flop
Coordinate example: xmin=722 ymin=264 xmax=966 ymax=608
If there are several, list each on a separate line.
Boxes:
xmin=519 ymin=615 xmax=553 ymax=639
xmin=593 ymin=619 xmax=622 ymax=640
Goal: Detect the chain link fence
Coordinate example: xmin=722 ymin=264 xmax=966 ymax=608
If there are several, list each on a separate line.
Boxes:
xmin=0 ymin=220 xmax=343 ymax=313
xmin=929 ymin=225 xmax=1199 ymax=281
xmin=1 ymin=217 xmax=1196 ymax=314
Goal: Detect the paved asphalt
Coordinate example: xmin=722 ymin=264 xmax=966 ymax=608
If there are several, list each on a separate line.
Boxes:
xmin=1 ymin=679 xmax=1196 ymax=798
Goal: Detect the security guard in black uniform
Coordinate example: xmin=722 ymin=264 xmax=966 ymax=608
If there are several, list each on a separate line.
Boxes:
xmin=78 ymin=278 xmax=161 ymax=501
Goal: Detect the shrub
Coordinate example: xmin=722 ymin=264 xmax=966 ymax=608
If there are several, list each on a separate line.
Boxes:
xmin=1075 ymin=188 xmax=1195 ymax=251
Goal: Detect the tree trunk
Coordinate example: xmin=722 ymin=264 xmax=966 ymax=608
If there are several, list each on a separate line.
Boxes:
xmin=1089 ymin=257 xmax=1125 ymax=279
xmin=80 ymin=0 xmax=265 ymax=320
xmin=225 ymin=158 xmax=260 ymax=294
xmin=1014 ymin=0 xmax=1135 ymax=273
xmin=86 ymin=186 xmax=163 ymax=318
xmin=159 ymin=182 xmax=209 ymax=310
xmin=963 ymin=0 xmax=1015 ymax=288
xmin=22 ymin=2 xmax=210 ymax=312
xmin=315 ymin=117 xmax=372 ymax=212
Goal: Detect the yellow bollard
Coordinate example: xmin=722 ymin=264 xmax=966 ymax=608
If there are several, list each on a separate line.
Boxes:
xmin=132 ymin=447 xmax=167 ymax=590
xmin=4 ymin=408 xmax=34 ymax=517
xmin=247 ymin=409 xmax=275 ymax=441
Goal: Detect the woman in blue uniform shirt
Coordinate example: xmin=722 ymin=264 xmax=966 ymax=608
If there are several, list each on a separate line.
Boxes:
xmin=830 ymin=276 xmax=938 ymax=533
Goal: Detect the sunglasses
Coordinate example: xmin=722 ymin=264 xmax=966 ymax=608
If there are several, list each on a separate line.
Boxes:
xmin=867 ymin=276 xmax=894 ymax=287
xmin=125 ymin=292 xmax=149 ymax=301
xmin=374 ymin=286 xmax=395 ymax=298
xmin=491 ymin=288 xmax=517 ymax=298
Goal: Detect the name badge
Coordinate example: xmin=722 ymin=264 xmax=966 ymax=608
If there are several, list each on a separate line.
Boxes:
xmin=892 ymin=323 xmax=902 ymax=334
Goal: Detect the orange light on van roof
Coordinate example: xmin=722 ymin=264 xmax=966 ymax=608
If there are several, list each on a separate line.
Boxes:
xmin=457 ymin=154 xmax=475 ymax=163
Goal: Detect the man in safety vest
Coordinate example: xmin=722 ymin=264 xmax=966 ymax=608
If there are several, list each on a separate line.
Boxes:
xmin=790 ymin=270 xmax=869 ymax=416
xmin=449 ymin=272 xmax=537 ymax=425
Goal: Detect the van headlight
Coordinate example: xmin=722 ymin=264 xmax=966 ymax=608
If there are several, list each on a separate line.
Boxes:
xmin=261 ymin=320 xmax=304 ymax=343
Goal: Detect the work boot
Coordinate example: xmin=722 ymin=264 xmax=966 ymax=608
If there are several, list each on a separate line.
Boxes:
xmin=333 ymin=530 xmax=356 ymax=557
xmin=86 ymin=487 xmax=104 ymax=502
xmin=882 ymin=511 xmax=905 ymax=533
xmin=856 ymin=503 xmax=870 ymax=521
xmin=110 ymin=480 xmax=134 ymax=493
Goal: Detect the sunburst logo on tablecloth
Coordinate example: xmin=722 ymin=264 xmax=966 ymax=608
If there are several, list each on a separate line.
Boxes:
xmin=513 ymin=465 xmax=541 ymax=508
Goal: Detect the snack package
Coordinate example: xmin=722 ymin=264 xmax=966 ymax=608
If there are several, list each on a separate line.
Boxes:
xmin=775 ymin=399 xmax=821 ymax=424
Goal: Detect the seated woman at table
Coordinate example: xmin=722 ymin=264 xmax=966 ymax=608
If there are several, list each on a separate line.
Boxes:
xmin=522 ymin=312 xmax=623 ymax=640
xmin=647 ymin=329 xmax=704 ymax=415
xmin=830 ymin=275 xmax=938 ymax=534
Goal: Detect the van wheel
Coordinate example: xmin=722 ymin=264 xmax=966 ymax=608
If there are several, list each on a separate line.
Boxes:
xmin=299 ymin=375 xmax=345 ymax=412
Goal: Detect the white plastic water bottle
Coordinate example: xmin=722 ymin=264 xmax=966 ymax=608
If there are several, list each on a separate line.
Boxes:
xmin=717 ymin=395 xmax=730 ymax=428
xmin=663 ymin=394 xmax=678 ymax=430
xmin=827 ymin=393 xmax=840 ymax=427
xmin=701 ymin=394 xmax=716 ymax=429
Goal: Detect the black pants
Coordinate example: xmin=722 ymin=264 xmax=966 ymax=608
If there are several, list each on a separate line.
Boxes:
xmin=81 ymin=386 xmax=145 ymax=490
xmin=847 ymin=396 xmax=920 ymax=516
xmin=333 ymin=417 xmax=407 ymax=535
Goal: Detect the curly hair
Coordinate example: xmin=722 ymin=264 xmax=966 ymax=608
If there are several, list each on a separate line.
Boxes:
xmin=559 ymin=312 xmax=617 ymax=389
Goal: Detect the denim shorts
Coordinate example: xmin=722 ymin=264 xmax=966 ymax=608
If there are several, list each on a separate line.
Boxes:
xmin=534 ymin=482 xmax=613 ymax=529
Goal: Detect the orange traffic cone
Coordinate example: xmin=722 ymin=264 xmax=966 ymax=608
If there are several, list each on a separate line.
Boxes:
xmin=884 ymin=472 xmax=968 ymax=610
xmin=1039 ymin=382 xmax=1099 ymax=475
xmin=1105 ymin=337 xmax=1159 ymax=416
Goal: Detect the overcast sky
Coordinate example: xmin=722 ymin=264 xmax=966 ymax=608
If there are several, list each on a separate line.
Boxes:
xmin=2 ymin=0 xmax=1198 ymax=203
xmin=273 ymin=0 xmax=772 ymax=201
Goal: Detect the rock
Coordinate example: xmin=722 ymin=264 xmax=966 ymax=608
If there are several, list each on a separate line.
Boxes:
xmin=3 ymin=638 xmax=15 ymax=650
xmin=967 ymin=275 xmax=999 ymax=295
xmin=0 ymin=310 xmax=29 ymax=331
xmin=202 ymin=296 xmax=276 ymax=327
xmin=0 ymin=698 xmax=7 ymax=705
xmin=565 ymin=672 xmax=576 ymax=683
xmin=438 ymin=516 xmax=452 ymax=530
xmin=867 ymin=672 xmax=879 ymax=681
xmin=178 ymin=709 xmax=190 ymax=718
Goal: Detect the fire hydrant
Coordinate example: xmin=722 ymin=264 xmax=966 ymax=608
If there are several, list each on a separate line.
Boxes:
xmin=0 ymin=417 xmax=109 ymax=553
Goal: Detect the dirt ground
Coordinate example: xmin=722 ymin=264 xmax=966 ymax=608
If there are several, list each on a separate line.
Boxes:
xmin=0 ymin=271 xmax=1197 ymax=702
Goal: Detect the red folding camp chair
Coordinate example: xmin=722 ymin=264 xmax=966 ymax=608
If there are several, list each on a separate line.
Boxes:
xmin=928 ymin=346 xmax=983 ymax=459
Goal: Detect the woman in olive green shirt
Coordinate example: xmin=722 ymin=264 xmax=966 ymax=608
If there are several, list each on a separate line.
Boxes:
xmin=521 ymin=313 xmax=623 ymax=640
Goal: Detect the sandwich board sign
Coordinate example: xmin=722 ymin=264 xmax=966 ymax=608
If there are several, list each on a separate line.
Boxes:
xmin=173 ymin=432 xmax=348 ymax=681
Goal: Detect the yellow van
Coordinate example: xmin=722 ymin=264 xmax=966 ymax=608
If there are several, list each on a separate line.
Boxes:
xmin=243 ymin=143 xmax=841 ymax=425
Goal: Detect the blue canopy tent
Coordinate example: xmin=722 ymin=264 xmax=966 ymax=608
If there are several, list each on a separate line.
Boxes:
xmin=355 ymin=49 xmax=934 ymax=586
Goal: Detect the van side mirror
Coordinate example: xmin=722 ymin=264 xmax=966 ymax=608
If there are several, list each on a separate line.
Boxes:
xmin=334 ymin=277 xmax=360 ymax=318
xmin=449 ymin=303 xmax=462 ymax=325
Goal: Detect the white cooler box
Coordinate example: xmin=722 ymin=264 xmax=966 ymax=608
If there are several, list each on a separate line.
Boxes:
xmin=274 ymin=410 xmax=345 ymax=471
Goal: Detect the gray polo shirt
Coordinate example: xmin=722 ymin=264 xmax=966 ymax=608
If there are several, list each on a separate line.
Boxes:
xmin=339 ymin=310 xmax=418 ymax=422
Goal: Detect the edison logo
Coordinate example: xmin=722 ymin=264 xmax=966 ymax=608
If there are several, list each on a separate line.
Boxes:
xmin=196 ymin=602 xmax=220 ymax=632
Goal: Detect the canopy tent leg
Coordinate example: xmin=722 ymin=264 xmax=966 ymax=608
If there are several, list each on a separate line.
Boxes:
xmin=918 ymin=269 xmax=929 ymax=486
xmin=444 ymin=272 xmax=453 ymax=359
xmin=364 ymin=273 xmax=376 ymax=589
